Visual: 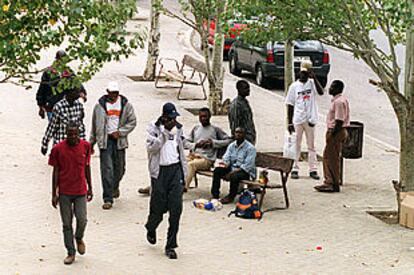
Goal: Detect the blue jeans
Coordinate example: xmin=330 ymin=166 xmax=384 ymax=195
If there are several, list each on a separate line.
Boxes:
xmin=47 ymin=111 xmax=53 ymax=121
xmin=100 ymin=138 xmax=126 ymax=203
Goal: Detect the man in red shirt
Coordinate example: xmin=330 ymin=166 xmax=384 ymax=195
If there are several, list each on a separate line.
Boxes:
xmin=49 ymin=121 xmax=93 ymax=265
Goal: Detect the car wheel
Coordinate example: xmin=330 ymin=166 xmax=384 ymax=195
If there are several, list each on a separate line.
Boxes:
xmin=318 ymin=76 xmax=328 ymax=88
xmin=256 ymin=66 xmax=268 ymax=87
xmin=229 ymin=54 xmax=242 ymax=76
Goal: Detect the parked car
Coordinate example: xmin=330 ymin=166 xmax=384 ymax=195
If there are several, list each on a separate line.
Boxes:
xmin=205 ymin=19 xmax=247 ymax=59
xmin=228 ymin=40 xmax=331 ymax=87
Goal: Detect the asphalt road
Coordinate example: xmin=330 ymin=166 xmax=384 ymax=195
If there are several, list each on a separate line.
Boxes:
xmin=137 ymin=0 xmax=403 ymax=149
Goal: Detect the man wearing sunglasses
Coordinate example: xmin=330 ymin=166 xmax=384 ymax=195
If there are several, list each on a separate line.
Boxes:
xmin=145 ymin=103 xmax=188 ymax=259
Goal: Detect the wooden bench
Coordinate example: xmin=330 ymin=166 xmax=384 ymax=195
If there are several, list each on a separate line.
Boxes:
xmin=194 ymin=152 xmax=294 ymax=211
xmin=154 ymin=54 xmax=207 ymax=100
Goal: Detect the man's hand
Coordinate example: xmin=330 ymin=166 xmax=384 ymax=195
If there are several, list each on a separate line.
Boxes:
xmin=110 ymin=131 xmax=120 ymax=139
xmin=224 ymin=168 xmax=240 ymax=181
xmin=288 ymin=124 xmax=295 ymax=134
xmin=38 ymin=107 xmax=45 ymax=119
xmin=80 ymin=92 xmax=87 ymax=103
xmin=91 ymin=147 xmax=95 ymax=155
xmin=87 ymin=190 xmax=93 ymax=202
xmin=203 ymin=139 xmax=213 ymax=149
xmin=52 ymin=195 xmax=59 ymax=209
xmin=195 ymin=140 xmax=206 ymax=148
xmin=41 ymin=147 xmax=48 ymax=156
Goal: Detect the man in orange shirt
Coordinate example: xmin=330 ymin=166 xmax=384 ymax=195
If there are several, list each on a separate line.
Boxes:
xmin=314 ymin=80 xmax=350 ymax=193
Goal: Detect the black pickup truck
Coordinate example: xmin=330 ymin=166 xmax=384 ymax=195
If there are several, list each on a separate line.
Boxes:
xmin=228 ymin=40 xmax=331 ymax=87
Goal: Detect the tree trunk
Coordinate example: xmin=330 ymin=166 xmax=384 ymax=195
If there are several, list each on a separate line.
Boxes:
xmin=284 ymin=39 xmax=294 ymax=96
xmin=143 ymin=0 xmax=161 ymax=81
xmin=401 ymin=0 xmax=414 ymax=193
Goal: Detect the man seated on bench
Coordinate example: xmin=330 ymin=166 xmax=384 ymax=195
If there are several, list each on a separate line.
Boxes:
xmin=184 ymin=107 xmax=232 ymax=191
xmin=211 ymin=127 xmax=256 ymax=204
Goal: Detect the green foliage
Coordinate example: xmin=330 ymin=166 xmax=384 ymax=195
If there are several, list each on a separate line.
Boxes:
xmin=0 ymin=0 xmax=145 ymax=87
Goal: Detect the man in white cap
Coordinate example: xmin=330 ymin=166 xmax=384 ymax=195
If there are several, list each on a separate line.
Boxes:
xmin=285 ymin=63 xmax=324 ymax=180
xmin=90 ymin=81 xmax=137 ymax=209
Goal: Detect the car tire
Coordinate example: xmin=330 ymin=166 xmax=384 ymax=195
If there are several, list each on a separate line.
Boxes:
xmin=229 ymin=54 xmax=242 ymax=76
xmin=256 ymin=66 xmax=268 ymax=88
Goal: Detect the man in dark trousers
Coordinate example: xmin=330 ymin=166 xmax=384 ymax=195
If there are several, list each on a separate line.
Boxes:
xmin=228 ymin=80 xmax=256 ymax=145
xmin=211 ymin=127 xmax=256 ymax=204
xmin=90 ymin=81 xmax=137 ymax=210
xmin=314 ymin=80 xmax=350 ymax=192
xmin=49 ymin=121 xmax=93 ymax=265
xmin=145 ymin=102 xmax=188 ymax=259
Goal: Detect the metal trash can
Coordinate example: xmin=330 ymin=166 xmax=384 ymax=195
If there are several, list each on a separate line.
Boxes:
xmin=342 ymin=121 xmax=364 ymax=159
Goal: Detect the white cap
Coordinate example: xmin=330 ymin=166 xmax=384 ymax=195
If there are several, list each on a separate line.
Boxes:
xmin=107 ymin=81 xmax=119 ymax=92
xmin=300 ymin=60 xmax=313 ymax=72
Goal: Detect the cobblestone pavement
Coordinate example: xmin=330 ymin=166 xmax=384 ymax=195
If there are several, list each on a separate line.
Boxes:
xmin=0 ymin=6 xmax=413 ymax=275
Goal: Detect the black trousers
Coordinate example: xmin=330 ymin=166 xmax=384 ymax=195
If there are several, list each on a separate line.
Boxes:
xmin=145 ymin=163 xmax=184 ymax=250
xmin=211 ymin=167 xmax=250 ymax=199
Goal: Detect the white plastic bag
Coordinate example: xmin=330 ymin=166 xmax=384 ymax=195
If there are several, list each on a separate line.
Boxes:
xmin=283 ymin=131 xmax=297 ymax=160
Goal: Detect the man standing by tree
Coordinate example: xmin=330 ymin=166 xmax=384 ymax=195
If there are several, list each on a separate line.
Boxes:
xmin=89 ymin=81 xmax=137 ymax=210
xmin=145 ymin=103 xmax=188 ymax=260
xmin=49 ymin=121 xmax=93 ymax=265
xmin=36 ymin=50 xmax=86 ymax=121
xmin=286 ymin=67 xmax=324 ymax=180
xmin=41 ymin=88 xmax=86 ymax=155
xmin=314 ymin=80 xmax=350 ymax=193
xmin=229 ymin=80 xmax=256 ymax=145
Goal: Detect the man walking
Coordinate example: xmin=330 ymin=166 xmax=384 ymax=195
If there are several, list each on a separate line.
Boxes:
xmin=145 ymin=103 xmax=188 ymax=259
xmin=89 ymin=81 xmax=137 ymax=210
xmin=49 ymin=121 xmax=93 ymax=265
xmin=229 ymin=80 xmax=256 ymax=145
xmin=36 ymin=50 xmax=86 ymax=121
xmin=314 ymin=80 xmax=350 ymax=192
xmin=185 ymin=107 xmax=232 ymax=190
xmin=211 ymin=127 xmax=256 ymax=204
xmin=41 ymin=88 xmax=86 ymax=155
xmin=285 ymin=67 xmax=324 ymax=180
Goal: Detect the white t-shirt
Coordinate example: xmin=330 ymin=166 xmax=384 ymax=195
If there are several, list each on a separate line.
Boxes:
xmin=160 ymin=128 xmax=180 ymax=166
xmin=285 ymin=79 xmax=319 ymax=125
xmin=106 ymin=97 xmax=121 ymax=134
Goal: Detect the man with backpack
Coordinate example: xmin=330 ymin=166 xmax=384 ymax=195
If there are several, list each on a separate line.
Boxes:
xmin=211 ymin=127 xmax=256 ymax=204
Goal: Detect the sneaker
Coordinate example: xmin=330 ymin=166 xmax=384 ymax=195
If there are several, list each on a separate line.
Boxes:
xmin=138 ymin=186 xmax=151 ymax=195
xmin=102 ymin=202 xmax=112 ymax=210
xmin=309 ymin=172 xmax=320 ymax=180
xmin=113 ymin=189 xmax=120 ymax=199
xmin=291 ymin=171 xmax=299 ymax=179
xmin=220 ymin=195 xmax=235 ymax=204
xmin=76 ymin=239 xmax=86 ymax=255
xmin=165 ymin=248 xmax=177 ymax=259
xmin=146 ymin=230 xmax=156 ymax=245
xmin=63 ymin=255 xmax=75 ymax=265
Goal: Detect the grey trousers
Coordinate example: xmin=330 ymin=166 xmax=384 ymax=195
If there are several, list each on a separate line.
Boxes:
xmin=59 ymin=194 xmax=87 ymax=256
xmin=145 ymin=163 xmax=184 ymax=250
xmin=100 ymin=138 xmax=126 ymax=203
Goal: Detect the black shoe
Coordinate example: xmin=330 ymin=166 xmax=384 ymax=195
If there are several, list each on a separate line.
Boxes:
xmin=146 ymin=230 xmax=156 ymax=245
xmin=165 ymin=248 xmax=177 ymax=259
xmin=309 ymin=172 xmax=320 ymax=180
xmin=291 ymin=171 xmax=299 ymax=179
xmin=220 ymin=195 xmax=235 ymax=204
xmin=113 ymin=189 xmax=120 ymax=198
xmin=314 ymin=184 xmax=340 ymax=193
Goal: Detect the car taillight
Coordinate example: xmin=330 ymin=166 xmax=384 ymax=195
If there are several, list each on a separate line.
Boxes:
xmin=323 ymin=50 xmax=329 ymax=64
xmin=266 ymin=42 xmax=274 ymax=63
xmin=266 ymin=50 xmax=275 ymax=63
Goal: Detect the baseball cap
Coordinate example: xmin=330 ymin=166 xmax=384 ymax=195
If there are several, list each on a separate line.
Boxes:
xmin=300 ymin=60 xmax=312 ymax=72
xmin=162 ymin=102 xmax=180 ymax=118
xmin=107 ymin=81 xmax=120 ymax=92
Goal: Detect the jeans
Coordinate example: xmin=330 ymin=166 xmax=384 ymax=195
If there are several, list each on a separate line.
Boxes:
xmin=47 ymin=112 xmax=53 ymax=121
xmin=59 ymin=194 xmax=87 ymax=256
xmin=145 ymin=163 xmax=184 ymax=250
xmin=100 ymin=138 xmax=126 ymax=203
xmin=211 ymin=167 xmax=250 ymax=199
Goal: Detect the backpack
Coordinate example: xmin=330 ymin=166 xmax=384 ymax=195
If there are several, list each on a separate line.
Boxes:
xmin=228 ymin=189 xmax=262 ymax=220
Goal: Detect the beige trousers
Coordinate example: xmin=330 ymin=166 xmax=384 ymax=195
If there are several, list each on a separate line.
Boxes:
xmin=293 ymin=123 xmax=318 ymax=173
xmin=185 ymin=155 xmax=213 ymax=189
